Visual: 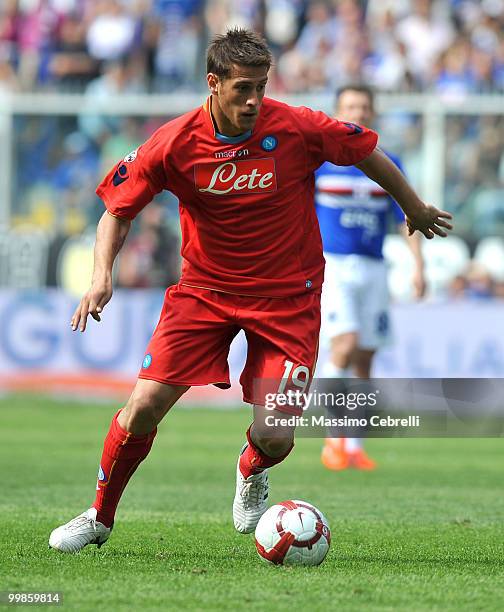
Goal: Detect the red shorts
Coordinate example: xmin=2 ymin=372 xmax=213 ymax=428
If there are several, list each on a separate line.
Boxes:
xmin=138 ymin=284 xmax=320 ymax=411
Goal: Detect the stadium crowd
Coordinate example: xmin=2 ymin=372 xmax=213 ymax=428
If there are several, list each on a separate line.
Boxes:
xmin=0 ymin=0 xmax=502 ymax=93
xmin=0 ymin=0 xmax=502 ymax=94
xmin=0 ymin=0 xmax=502 ymax=293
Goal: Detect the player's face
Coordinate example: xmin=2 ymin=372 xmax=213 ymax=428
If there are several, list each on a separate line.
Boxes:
xmin=336 ymin=91 xmax=374 ymax=127
xmin=207 ymin=64 xmax=269 ymax=136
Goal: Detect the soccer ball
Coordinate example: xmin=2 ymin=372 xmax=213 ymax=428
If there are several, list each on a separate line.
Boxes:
xmin=254 ymin=500 xmax=331 ymax=566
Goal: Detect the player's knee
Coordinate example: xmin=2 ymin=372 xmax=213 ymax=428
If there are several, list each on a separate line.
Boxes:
xmin=253 ymin=433 xmax=293 ymax=458
xmin=124 ymin=384 xmax=188 ymax=428
xmin=126 ymin=393 xmax=161 ymax=419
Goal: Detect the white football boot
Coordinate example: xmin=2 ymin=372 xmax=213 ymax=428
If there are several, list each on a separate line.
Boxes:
xmin=49 ymin=508 xmax=111 ymax=553
xmin=233 ymin=446 xmax=269 ymax=534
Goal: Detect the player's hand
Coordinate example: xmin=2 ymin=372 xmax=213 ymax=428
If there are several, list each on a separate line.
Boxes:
xmin=71 ymin=279 xmax=113 ymax=332
xmin=406 ymin=204 xmax=453 ymax=239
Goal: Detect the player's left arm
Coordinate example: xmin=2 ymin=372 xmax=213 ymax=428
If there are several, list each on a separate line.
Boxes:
xmin=356 ymin=147 xmax=453 ymax=239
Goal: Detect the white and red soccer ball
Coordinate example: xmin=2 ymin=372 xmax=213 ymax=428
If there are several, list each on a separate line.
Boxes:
xmin=254 ymin=500 xmax=331 ymax=566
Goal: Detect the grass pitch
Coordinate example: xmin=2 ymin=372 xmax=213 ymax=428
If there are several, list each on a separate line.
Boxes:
xmin=1 ymin=394 xmax=503 ymax=611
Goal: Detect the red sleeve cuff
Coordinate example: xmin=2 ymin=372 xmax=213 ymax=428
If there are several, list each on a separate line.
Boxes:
xmin=96 ymin=186 xmax=137 ymax=221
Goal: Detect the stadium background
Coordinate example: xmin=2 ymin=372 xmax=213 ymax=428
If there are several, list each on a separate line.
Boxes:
xmin=0 ymin=0 xmax=503 ymax=401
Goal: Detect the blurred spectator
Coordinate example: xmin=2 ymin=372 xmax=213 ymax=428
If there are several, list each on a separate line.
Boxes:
xmin=448 ymin=261 xmax=502 ymax=299
xmin=494 ymin=280 xmax=504 ymax=299
xmin=16 ymin=0 xmax=62 ymax=90
xmin=395 ymin=0 xmax=455 ymax=86
xmin=495 ymin=38 xmax=504 ymax=90
xmin=470 ymin=47 xmax=495 ymax=93
xmin=264 ymin=0 xmax=302 ymax=49
xmin=47 ymin=11 xmax=99 ymax=91
xmin=364 ymin=9 xmax=412 ymax=91
xmin=0 ymin=57 xmax=19 ymax=93
xmin=470 ymin=9 xmax=501 ymax=55
xmin=116 ymin=202 xmax=180 ymax=288
xmin=448 ymin=273 xmax=467 ymax=299
xmin=85 ymin=0 xmax=139 ymax=62
xmin=0 ymin=0 xmax=19 ymax=66
xmin=147 ymin=0 xmax=203 ymax=91
xmin=464 ymin=261 xmax=495 ymax=298
xmin=276 ymin=0 xmax=367 ymax=93
xmin=78 ymin=57 xmax=146 ymax=145
xmin=434 ymin=37 xmax=474 ymax=96
xmin=324 ymin=0 xmax=368 ymax=89
xmin=295 ymin=1 xmax=338 ymax=59
xmin=54 ymin=141 xmax=96 ymax=232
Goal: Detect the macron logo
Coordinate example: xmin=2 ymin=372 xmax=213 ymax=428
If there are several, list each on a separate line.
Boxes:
xmin=194 ymin=159 xmax=277 ymax=196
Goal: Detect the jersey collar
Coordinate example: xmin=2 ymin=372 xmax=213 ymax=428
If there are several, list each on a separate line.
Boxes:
xmin=202 ymin=96 xmax=254 ymax=144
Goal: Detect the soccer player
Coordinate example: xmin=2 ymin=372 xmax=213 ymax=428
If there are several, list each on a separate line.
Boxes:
xmin=49 ymin=29 xmax=452 ymax=553
xmin=316 ymin=85 xmax=425 ymax=471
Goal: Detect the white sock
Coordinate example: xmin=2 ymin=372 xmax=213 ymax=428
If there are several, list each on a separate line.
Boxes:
xmin=345 ymin=437 xmax=362 ymax=452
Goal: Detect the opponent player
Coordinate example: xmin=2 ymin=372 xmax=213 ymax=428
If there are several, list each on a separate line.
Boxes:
xmin=49 ymin=29 xmax=452 ymax=553
xmin=316 ymin=85 xmax=426 ymax=471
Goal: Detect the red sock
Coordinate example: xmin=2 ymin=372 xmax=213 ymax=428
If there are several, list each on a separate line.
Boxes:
xmin=93 ymin=410 xmax=156 ymax=527
xmin=239 ymin=426 xmax=294 ymax=478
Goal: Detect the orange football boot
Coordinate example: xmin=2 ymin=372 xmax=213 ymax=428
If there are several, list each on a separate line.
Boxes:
xmin=321 ymin=438 xmax=350 ymax=471
xmin=348 ymin=448 xmax=377 ymax=470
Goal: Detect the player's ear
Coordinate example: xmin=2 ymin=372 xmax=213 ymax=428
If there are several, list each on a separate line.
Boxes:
xmin=207 ymin=73 xmax=219 ymax=95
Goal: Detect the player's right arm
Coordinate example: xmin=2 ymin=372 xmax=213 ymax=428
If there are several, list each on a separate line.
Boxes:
xmin=75 ymin=126 xmax=169 ymax=331
xmin=71 ymin=212 xmax=131 ymax=332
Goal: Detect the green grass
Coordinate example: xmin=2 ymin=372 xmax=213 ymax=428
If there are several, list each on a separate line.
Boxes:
xmin=1 ymin=394 xmax=503 ymax=611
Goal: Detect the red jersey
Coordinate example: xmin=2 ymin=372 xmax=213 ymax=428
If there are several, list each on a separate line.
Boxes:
xmin=97 ymin=97 xmax=378 ymax=298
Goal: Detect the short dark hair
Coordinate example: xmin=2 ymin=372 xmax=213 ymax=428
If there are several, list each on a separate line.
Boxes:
xmin=336 ymin=84 xmax=375 ymax=108
xmin=206 ymin=28 xmax=272 ymax=79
